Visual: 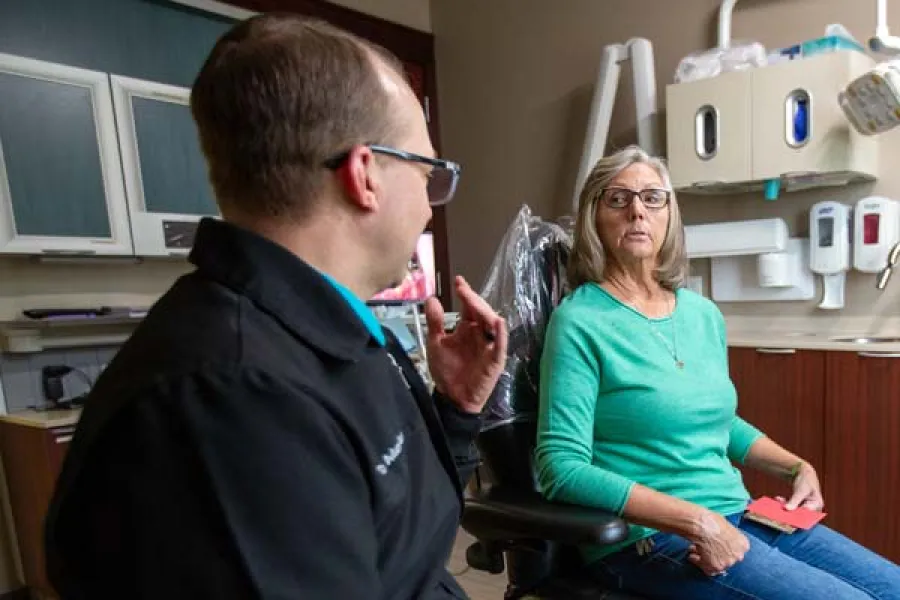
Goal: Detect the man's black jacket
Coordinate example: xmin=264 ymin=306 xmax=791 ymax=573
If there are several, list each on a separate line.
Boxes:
xmin=44 ymin=218 xmax=483 ymax=599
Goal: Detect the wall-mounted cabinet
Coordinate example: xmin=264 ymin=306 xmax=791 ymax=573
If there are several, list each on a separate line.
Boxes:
xmin=666 ymin=51 xmax=878 ymax=195
xmin=0 ymin=53 xmax=133 ymax=256
xmin=111 ymin=75 xmax=218 ymax=257
xmin=666 ymin=69 xmax=753 ymax=190
xmin=0 ymin=52 xmax=217 ymax=259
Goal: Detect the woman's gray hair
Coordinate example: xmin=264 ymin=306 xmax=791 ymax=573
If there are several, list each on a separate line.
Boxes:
xmin=568 ymin=144 xmax=688 ymax=291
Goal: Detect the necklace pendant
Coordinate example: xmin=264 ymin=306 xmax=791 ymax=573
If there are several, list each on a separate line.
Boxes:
xmin=676 ymin=360 xmax=684 ymax=369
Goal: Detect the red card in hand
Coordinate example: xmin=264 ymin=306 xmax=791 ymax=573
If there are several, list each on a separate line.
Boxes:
xmin=747 ymin=496 xmax=827 ymax=530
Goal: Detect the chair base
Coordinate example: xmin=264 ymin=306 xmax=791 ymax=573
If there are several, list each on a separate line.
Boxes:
xmin=466 ymin=541 xmax=646 ymax=600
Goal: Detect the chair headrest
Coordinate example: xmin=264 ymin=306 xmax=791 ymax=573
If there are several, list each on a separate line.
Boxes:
xmin=478 ymin=205 xmax=573 ymax=430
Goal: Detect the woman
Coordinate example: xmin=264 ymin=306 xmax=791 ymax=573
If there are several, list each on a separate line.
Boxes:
xmin=534 ymin=145 xmax=900 ymax=599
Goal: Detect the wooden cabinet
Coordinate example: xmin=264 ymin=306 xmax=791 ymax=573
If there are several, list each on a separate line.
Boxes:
xmin=728 ymin=347 xmax=826 ymax=500
xmin=823 ymin=351 xmax=900 ymax=562
xmin=729 ymin=346 xmax=900 ymax=564
xmin=0 ymin=414 xmax=77 ymax=600
xmin=0 ymin=52 xmax=133 ymax=256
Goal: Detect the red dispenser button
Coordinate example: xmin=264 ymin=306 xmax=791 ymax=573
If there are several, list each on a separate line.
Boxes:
xmin=864 ymin=213 xmax=880 ymax=244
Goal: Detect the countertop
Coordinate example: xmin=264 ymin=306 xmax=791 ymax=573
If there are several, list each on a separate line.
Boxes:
xmin=727 ymin=330 xmax=900 ymax=353
xmin=0 ymin=407 xmax=81 ymax=429
xmin=0 ymin=324 xmax=896 ymax=431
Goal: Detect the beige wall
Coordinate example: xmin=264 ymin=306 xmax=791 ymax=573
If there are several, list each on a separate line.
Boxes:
xmin=433 ymin=0 xmax=900 ymax=333
xmin=329 ymin=0 xmax=431 ymax=31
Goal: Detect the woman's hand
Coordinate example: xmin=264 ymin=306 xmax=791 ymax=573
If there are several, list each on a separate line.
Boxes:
xmin=686 ymin=510 xmax=750 ymax=577
xmin=779 ymin=462 xmax=825 ymax=512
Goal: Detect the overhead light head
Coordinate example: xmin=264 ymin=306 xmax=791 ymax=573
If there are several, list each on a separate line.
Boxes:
xmin=839 ymin=59 xmax=900 ymax=135
xmin=869 ymin=34 xmax=900 ymax=55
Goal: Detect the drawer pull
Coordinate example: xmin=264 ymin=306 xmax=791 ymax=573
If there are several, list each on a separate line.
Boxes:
xmin=755 ymin=348 xmax=796 ymax=354
xmin=54 ymin=435 xmax=73 ymax=444
xmin=858 ymin=351 xmax=900 ymax=358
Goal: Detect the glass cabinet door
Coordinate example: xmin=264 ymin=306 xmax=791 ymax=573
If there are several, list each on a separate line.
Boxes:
xmin=0 ymin=53 xmax=133 ymax=255
xmin=110 ymin=74 xmax=218 ymax=257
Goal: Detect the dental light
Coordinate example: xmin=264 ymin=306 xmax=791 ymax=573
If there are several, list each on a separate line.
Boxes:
xmin=839 ymin=0 xmax=900 ymax=135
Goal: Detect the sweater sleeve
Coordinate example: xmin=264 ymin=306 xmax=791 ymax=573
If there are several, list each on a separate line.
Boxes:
xmin=534 ymin=308 xmax=636 ymax=515
xmin=728 ymin=416 xmax=764 ymax=464
xmin=714 ymin=306 xmax=765 ymax=463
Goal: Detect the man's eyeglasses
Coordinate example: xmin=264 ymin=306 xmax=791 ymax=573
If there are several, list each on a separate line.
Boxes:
xmin=600 ymin=187 xmax=670 ymax=210
xmin=323 ymin=144 xmax=461 ymax=207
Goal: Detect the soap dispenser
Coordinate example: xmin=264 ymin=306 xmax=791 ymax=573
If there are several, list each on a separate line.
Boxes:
xmin=853 ymin=196 xmax=900 ymax=273
xmin=809 ymin=201 xmax=851 ymax=309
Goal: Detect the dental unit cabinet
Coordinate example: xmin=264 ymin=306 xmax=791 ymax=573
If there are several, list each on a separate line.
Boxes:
xmin=666 ymin=1 xmax=879 ymax=197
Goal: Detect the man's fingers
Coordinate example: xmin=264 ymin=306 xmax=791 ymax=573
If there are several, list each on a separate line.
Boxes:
xmin=454 ymin=275 xmax=505 ymax=343
xmin=489 ymin=317 xmax=508 ymax=362
xmin=455 ymin=276 xmax=496 ymax=323
xmin=424 ymin=297 xmax=445 ymax=343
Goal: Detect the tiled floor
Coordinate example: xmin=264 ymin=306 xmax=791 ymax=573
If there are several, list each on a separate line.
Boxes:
xmin=449 ymin=529 xmax=508 ymax=600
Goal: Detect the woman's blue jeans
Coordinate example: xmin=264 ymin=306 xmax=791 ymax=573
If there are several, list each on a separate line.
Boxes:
xmin=588 ymin=511 xmax=900 ymax=599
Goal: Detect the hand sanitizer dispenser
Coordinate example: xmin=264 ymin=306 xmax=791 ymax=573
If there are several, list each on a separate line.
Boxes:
xmin=810 ymin=201 xmax=851 ymax=310
xmin=853 ymin=196 xmax=900 ymax=273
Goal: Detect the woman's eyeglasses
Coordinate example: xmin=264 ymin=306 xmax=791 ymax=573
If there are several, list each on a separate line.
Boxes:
xmin=600 ymin=187 xmax=670 ymax=210
xmin=324 ymin=144 xmax=461 ymax=207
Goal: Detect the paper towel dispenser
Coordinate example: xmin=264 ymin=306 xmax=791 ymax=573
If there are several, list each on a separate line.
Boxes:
xmin=685 ymin=218 xmax=788 ymax=258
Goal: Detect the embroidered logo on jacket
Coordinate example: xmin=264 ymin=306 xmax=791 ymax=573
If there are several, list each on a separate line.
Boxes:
xmin=376 ymin=432 xmax=406 ymax=475
xmin=386 ymin=353 xmax=411 ymax=390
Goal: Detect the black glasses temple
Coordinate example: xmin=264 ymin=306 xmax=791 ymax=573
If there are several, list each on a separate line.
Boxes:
xmin=323 ymin=145 xmax=459 ymax=173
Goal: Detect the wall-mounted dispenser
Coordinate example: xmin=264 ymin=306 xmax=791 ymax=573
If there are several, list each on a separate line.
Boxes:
xmin=810 ymin=200 xmax=852 ymax=309
xmin=853 ymin=196 xmax=900 ymax=273
xmin=685 ymin=218 xmax=815 ymax=302
xmin=685 ymin=218 xmax=788 ymax=258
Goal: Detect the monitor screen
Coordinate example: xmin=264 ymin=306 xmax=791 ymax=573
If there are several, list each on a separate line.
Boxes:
xmin=369 ymin=233 xmax=436 ymax=305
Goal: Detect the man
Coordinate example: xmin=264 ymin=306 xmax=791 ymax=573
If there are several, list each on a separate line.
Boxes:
xmin=44 ymin=13 xmax=507 ymax=599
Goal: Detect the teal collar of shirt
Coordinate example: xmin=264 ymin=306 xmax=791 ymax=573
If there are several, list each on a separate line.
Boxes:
xmin=319 ymin=273 xmax=386 ymax=346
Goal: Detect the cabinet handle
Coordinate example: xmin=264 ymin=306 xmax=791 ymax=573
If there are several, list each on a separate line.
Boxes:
xmin=755 ymin=348 xmax=796 ymax=354
xmin=858 ymin=351 xmax=900 ymax=358
xmin=41 ymin=249 xmax=97 ymax=256
xmin=54 ymin=435 xmax=73 ymax=444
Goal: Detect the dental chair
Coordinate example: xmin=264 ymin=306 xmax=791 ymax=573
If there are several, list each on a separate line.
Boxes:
xmin=461 ymin=206 xmax=645 ymax=600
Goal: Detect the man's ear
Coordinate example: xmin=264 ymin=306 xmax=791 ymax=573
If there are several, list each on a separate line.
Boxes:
xmin=337 ymin=145 xmax=380 ymax=211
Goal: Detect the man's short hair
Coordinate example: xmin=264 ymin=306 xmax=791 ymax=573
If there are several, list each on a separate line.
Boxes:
xmin=190 ymin=13 xmax=407 ymax=219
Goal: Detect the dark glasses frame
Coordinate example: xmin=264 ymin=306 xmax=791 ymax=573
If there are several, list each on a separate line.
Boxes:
xmin=323 ymin=144 xmax=461 ymax=206
xmin=600 ymin=186 xmax=671 ymax=210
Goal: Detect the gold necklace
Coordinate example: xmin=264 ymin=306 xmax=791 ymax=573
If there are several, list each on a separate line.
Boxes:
xmin=611 ymin=282 xmax=683 ymax=369
xmin=647 ymin=295 xmax=683 ymax=369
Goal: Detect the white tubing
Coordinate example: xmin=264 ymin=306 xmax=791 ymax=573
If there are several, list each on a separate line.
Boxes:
xmin=629 ymin=38 xmax=660 ymax=157
xmin=718 ymin=0 xmax=738 ymax=49
xmin=877 ymin=0 xmax=889 ymax=38
xmin=571 ymin=44 xmax=625 ymax=213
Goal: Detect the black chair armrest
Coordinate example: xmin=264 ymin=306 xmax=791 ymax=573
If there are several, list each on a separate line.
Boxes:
xmin=461 ymin=487 xmax=629 ymax=546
